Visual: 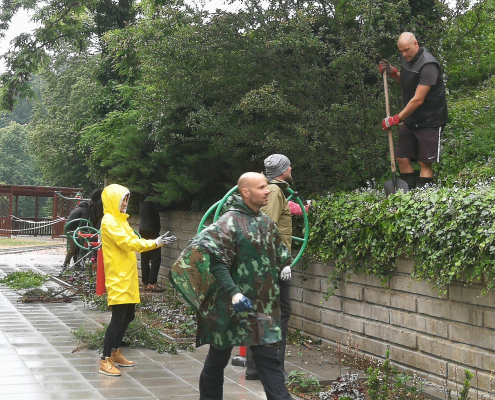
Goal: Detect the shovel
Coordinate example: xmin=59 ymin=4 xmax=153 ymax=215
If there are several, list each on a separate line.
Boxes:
xmin=382 ymin=72 xmax=409 ymax=197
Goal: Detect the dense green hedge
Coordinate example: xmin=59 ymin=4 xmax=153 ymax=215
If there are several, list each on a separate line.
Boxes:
xmin=307 ymin=183 xmax=495 ymax=295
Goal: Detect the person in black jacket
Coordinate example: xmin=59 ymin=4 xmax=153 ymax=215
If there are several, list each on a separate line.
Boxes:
xmin=63 ymin=201 xmax=90 ymax=268
xmin=379 ymin=32 xmax=448 ymax=189
xmin=139 ymin=196 xmax=164 ymax=291
xmin=88 ymin=188 xmax=104 ymax=230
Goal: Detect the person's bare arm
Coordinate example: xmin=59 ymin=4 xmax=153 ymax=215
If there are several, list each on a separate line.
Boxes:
xmin=398 ymin=85 xmax=431 ymax=120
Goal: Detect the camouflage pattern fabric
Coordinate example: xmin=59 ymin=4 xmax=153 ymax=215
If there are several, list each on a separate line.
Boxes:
xmin=170 ymin=193 xmax=292 ymax=350
xmin=169 ymin=246 xmax=215 ymax=310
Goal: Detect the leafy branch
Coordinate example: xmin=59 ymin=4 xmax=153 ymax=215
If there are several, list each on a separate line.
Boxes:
xmin=307 ymin=182 xmax=495 ymax=297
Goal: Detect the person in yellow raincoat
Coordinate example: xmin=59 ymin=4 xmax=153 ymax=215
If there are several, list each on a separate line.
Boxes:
xmin=98 ymin=184 xmax=177 ymax=377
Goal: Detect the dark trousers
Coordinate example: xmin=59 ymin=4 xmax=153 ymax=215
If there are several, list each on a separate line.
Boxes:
xmin=199 ymin=345 xmax=292 ymax=400
xmin=63 ymin=239 xmax=79 ymax=266
xmin=140 ymin=230 xmax=161 ymax=285
xmin=103 ymin=304 xmax=135 ymax=358
xmin=247 ymin=280 xmax=291 ymax=375
xmin=279 ymin=279 xmax=291 ymax=364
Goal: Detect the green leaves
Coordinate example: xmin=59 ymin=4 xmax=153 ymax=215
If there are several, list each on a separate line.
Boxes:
xmin=0 ymin=271 xmax=50 ymax=289
xmin=308 ymin=184 xmax=495 ymax=296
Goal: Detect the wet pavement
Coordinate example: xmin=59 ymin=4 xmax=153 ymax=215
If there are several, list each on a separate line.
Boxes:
xmin=0 ymin=242 xmax=341 ymax=400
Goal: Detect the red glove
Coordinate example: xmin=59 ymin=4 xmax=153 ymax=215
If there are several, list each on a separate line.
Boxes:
xmin=288 ymin=200 xmax=311 ymax=216
xmin=382 ymin=114 xmax=400 ymax=130
xmin=378 ymin=59 xmax=398 ymax=78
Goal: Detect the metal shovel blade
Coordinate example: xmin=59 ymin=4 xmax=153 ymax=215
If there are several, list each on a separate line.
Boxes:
xmin=384 ymin=176 xmax=409 ymax=197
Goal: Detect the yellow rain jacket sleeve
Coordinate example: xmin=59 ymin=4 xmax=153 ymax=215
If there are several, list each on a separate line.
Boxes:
xmin=101 ymin=184 xmax=159 ymax=306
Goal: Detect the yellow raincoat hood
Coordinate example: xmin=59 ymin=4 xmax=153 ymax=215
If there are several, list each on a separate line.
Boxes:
xmin=101 ymin=184 xmax=158 ymax=306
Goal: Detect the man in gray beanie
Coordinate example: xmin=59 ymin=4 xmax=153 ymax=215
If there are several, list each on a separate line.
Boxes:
xmin=245 ymin=153 xmax=293 ymax=382
xmin=264 ymin=154 xmax=292 ymax=182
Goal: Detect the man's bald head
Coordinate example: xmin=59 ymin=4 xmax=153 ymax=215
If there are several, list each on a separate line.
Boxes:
xmin=398 ymin=32 xmax=416 ymax=46
xmin=237 ymin=172 xmax=270 ymax=212
xmin=397 ymin=32 xmax=419 ymax=62
xmin=238 ymin=172 xmax=264 ymax=191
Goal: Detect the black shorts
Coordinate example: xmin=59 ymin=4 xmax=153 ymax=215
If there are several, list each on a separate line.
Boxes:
xmin=396 ymin=124 xmax=444 ymax=163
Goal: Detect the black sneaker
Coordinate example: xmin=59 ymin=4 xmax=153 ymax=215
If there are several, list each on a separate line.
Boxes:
xmin=245 ymin=373 xmax=259 ymax=381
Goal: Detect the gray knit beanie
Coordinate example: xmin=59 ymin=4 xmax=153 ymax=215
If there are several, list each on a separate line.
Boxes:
xmin=264 ymin=154 xmax=291 ymax=181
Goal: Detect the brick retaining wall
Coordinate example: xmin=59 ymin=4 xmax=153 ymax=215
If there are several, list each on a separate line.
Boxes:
xmin=291 ymin=258 xmax=495 ymax=394
xmin=131 ymin=210 xmax=495 ymax=394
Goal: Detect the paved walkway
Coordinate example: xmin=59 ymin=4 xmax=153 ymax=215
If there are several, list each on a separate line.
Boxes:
xmin=0 ymin=246 xmax=337 ymax=400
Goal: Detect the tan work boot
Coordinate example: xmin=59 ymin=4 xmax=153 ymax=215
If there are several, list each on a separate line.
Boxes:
xmin=99 ymin=357 xmax=121 ymax=376
xmin=111 ymin=348 xmax=135 ymax=367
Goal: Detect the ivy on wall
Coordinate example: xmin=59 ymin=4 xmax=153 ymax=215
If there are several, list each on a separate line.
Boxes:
xmin=307 ymin=182 xmax=495 ymax=295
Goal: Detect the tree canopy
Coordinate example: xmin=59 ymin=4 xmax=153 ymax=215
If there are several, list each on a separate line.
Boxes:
xmin=1 ymin=0 xmax=493 ymax=208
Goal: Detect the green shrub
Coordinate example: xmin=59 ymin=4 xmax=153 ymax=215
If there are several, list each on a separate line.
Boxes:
xmin=0 ymin=271 xmax=50 ymax=289
xmin=307 ymin=183 xmax=495 ymax=296
xmin=439 ymin=77 xmax=495 ymax=187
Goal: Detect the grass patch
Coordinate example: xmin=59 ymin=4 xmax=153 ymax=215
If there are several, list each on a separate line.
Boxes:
xmin=0 ymin=271 xmax=50 ymax=289
xmin=0 ymin=238 xmax=55 ymax=247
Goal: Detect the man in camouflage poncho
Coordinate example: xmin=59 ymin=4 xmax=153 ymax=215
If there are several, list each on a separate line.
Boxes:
xmin=170 ymin=172 xmax=293 ymax=400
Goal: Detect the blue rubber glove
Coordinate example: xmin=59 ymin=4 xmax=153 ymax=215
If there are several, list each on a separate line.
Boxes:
xmin=232 ymin=293 xmax=253 ymax=313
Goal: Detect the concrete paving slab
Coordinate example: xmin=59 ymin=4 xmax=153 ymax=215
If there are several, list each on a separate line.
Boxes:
xmin=2 ymin=248 xmax=335 ymax=399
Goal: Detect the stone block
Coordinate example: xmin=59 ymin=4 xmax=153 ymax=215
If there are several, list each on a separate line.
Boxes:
xmin=390 ymin=292 xmax=417 ymax=312
xmin=448 ymin=284 xmax=495 ymax=307
xmin=169 ymin=248 xmax=182 ymax=260
xmin=390 ymin=310 xmax=448 ymax=338
xmin=291 ymin=302 xmax=321 ymax=322
xmin=483 ymin=309 xmax=495 ymax=329
xmin=289 ymin=316 xmax=303 ymax=330
xmin=303 ymin=319 xmax=323 ymax=337
xmin=290 ymin=272 xmax=304 ymax=288
xmin=418 ymin=298 xmax=482 ymax=326
xmin=302 ymin=276 xmax=322 ymax=292
xmin=365 ymin=275 xmax=386 ymax=287
xmin=321 ymin=310 xmax=343 ymax=327
xmin=302 ymin=304 xmax=321 ymax=322
xmin=175 ymin=210 xmax=189 ymax=220
xmin=342 ymin=315 xmax=364 ymax=334
xmin=186 ymin=220 xmax=200 ymax=232
xmin=291 ymin=287 xmax=303 ymax=302
xmin=418 ymin=334 xmax=488 ymax=370
xmin=160 ymin=247 xmax=171 ymax=258
xmin=303 ymin=262 xmax=332 ymax=277
xmin=351 ymin=335 xmax=389 ymax=357
xmin=346 ymin=273 xmax=368 ymax=285
xmin=389 ymin=275 xmax=444 ymax=298
xmin=395 ymin=257 xmax=415 ymax=274
xmin=176 ymin=231 xmax=188 ymax=242
xmin=290 ymin=301 xmax=305 ymax=318
xmin=364 ymin=321 xmax=417 ymax=349
xmin=343 ymin=300 xmax=389 ymax=323
xmin=449 ymin=323 xmax=495 ymax=350
xmin=364 ymin=287 xmax=391 ymax=307
xmin=318 ymin=325 xmax=344 ymax=343
xmin=304 ymin=291 xmax=341 ymax=311
xmin=390 ymin=345 xmax=447 ymax=376
xmin=333 ymin=283 xmax=364 ymax=301
xmin=159 ymin=212 xmax=171 ymax=221
xmin=342 ymin=299 xmax=364 ymax=318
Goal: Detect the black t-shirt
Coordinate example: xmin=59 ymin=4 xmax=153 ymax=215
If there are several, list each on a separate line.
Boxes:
xmin=418 ymin=63 xmax=439 ymax=86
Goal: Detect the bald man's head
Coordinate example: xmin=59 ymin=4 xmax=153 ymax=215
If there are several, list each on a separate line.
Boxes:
xmin=397 ymin=32 xmax=419 ymax=62
xmin=237 ymin=172 xmax=270 ymax=212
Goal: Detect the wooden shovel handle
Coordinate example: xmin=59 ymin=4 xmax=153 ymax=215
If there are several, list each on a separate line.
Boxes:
xmin=383 ymin=72 xmax=397 ymax=174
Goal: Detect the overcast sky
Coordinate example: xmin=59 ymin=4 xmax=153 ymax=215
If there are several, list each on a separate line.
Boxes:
xmin=0 ymin=0 xmax=244 ymax=73
xmin=0 ymin=9 xmax=38 ymax=69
